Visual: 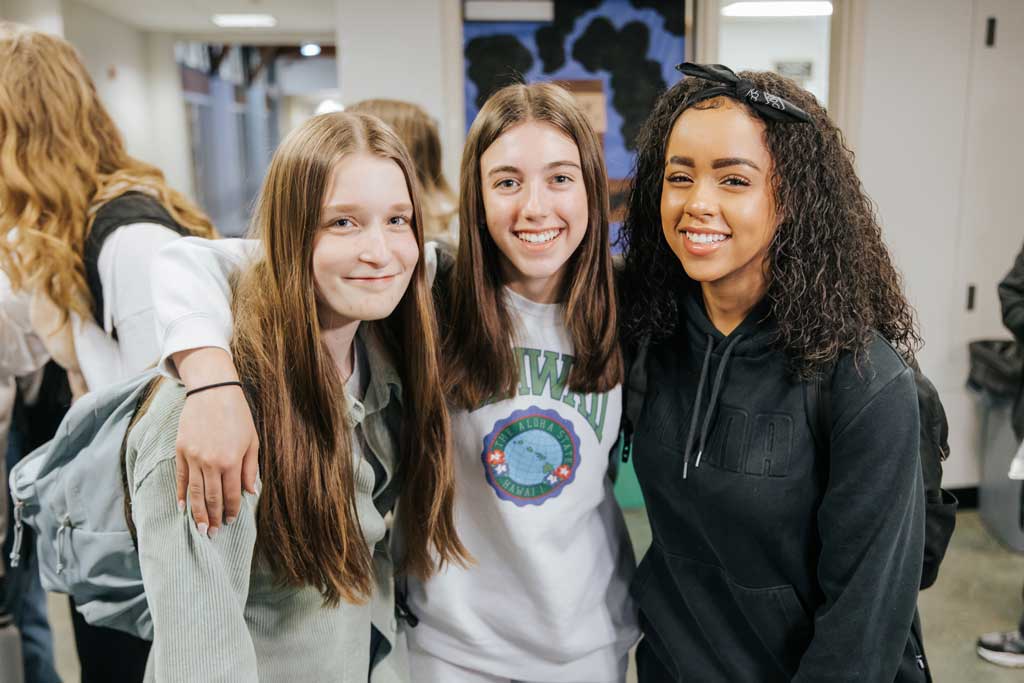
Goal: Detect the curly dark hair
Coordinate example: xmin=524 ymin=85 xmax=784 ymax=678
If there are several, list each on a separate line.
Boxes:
xmin=618 ymin=69 xmax=920 ymax=379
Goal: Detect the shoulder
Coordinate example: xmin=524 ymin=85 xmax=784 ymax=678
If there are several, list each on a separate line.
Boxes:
xmin=126 ymin=380 xmax=186 ymax=483
xmin=830 ymin=331 xmax=915 ymax=432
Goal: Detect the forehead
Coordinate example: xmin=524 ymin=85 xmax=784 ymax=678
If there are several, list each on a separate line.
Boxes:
xmin=323 ymin=152 xmax=411 ymax=205
xmin=480 ymin=120 xmax=581 ymax=169
xmin=665 ymin=101 xmax=770 ymax=164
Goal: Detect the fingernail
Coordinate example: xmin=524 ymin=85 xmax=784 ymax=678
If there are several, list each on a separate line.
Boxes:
xmin=177 ymin=500 xmax=185 ymax=513
xmin=209 ymin=526 xmax=219 ymax=540
xmin=226 ymin=516 xmax=237 ymax=525
xmin=197 ymin=522 xmax=208 ymax=537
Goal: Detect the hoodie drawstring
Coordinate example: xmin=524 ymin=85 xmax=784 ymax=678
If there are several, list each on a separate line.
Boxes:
xmin=683 ymin=333 xmax=745 ymax=478
xmin=682 ymin=336 xmax=714 ymax=479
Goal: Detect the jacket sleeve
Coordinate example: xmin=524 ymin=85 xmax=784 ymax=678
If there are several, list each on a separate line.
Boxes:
xmin=793 ymin=366 xmax=925 ymax=682
xmin=999 ymin=242 xmax=1024 ymax=343
xmin=151 ymin=237 xmax=259 ymax=379
xmin=130 ymin=399 xmax=260 ymax=682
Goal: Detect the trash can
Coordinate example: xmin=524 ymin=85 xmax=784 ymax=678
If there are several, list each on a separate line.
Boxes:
xmin=969 ymin=339 xmax=1024 ymax=552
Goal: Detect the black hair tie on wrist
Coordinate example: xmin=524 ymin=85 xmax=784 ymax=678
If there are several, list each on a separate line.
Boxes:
xmin=674 ymin=62 xmax=812 ymax=124
xmin=184 ymin=380 xmax=243 ymax=398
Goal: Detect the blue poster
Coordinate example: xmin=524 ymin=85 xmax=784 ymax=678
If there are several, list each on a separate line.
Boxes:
xmin=464 ymin=0 xmax=686 ymax=186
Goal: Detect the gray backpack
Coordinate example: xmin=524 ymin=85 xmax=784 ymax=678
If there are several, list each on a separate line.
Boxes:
xmin=8 ymin=370 xmax=160 ymax=639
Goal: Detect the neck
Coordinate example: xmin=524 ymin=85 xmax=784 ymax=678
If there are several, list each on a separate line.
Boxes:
xmin=318 ymin=307 xmax=360 ymax=380
xmin=501 ymin=262 xmax=566 ymax=305
xmin=700 ymin=278 xmax=767 ymax=336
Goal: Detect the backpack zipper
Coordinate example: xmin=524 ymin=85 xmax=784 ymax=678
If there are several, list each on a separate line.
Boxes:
xmin=56 ymin=515 xmax=73 ymax=574
xmin=8 ymin=499 xmax=25 ymax=568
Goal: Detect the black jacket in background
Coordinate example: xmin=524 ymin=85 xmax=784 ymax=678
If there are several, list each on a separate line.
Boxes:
xmin=998 ymin=243 xmax=1024 ymax=438
xmin=631 ymin=291 xmax=926 ymax=682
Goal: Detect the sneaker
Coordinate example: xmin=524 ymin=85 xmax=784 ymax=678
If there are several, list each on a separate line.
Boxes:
xmin=977 ymin=630 xmax=1024 ymax=668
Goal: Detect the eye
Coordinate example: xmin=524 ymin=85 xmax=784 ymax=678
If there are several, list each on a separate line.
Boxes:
xmin=722 ymin=176 xmax=751 ymax=187
xmin=495 ymin=178 xmax=520 ymax=190
xmin=330 ymin=217 xmax=355 ymax=229
xmin=551 ymin=174 xmax=573 ymax=184
xmin=388 ymin=214 xmax=411 ymax=227
xmin=666 ymin=173 xmax=692 ymax=184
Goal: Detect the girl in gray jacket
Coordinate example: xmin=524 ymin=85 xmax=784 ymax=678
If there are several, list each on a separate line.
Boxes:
xmin=124 ymin=112 xmax=467 ymax=682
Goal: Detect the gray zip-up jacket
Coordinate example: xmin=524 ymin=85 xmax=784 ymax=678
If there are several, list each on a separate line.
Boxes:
xmin=126 ymin=327 xmax=409 ymax=682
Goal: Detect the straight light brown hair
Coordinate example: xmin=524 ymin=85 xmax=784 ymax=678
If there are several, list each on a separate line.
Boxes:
xmin=442 ymin=82 xmax=623 ymax=409
xmin=231 ymin=112 xmax=467 ymax=606
xmin=0 ymin=22 xmax=215 ymax=320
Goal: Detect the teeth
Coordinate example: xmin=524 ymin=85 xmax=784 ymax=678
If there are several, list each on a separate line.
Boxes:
xmin=516 ymin=229 xmax=560 ymax=244
xmin=686 ymin=232 xmax=728 ymax=244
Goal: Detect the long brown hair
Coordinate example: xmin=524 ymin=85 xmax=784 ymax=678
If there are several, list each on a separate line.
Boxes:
xmin=231 ymin=112 xmax=467 ymax=606
xmin=348 ymin=99 xmax=457 ymax=242
xmin=442 ymin=82 xmax=623 ymax=410
xmin=0 ymin=22 xmax=215 ymax=320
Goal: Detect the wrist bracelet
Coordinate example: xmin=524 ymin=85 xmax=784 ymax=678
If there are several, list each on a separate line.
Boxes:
xmin=185 ymin=380 xmax=243 ymax=398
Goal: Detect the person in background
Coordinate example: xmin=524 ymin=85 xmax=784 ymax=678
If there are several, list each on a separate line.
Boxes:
xmin=975 ymin=243 xmax=1024 ymax=668
xmin=349 ymin=99 xmax=458 ymax=243
xmin=0 ymin=22 xmax=216 ymax=682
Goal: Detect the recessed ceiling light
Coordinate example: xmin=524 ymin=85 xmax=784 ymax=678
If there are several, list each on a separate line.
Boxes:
xmin=300 ymin=43 xmax=322 ymax=57
xmin=721 ymin=2 xmax=832 ymax=18
xmin=211 ymin=14 xmax=278 ymax=28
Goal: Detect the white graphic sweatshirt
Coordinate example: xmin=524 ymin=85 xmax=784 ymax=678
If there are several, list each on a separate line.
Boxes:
xmin=405 ymin=289 xmax=637 ymax=682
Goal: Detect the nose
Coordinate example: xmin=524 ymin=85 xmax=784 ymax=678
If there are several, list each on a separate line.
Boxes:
xmin=522 ymin=181 xmax=550 ymax=222
xmin=684 ymin=179 xmax=716 ymax=221
xmin=357 ymin=224 xmax=392 ymax=266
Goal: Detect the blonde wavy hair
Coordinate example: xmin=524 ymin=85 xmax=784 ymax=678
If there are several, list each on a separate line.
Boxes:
xmin=0 ymin=22 xmax=216 ymax=319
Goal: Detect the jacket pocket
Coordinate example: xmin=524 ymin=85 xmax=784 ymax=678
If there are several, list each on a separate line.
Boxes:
xmin=725 ymin=578 xmax=810 ymax=676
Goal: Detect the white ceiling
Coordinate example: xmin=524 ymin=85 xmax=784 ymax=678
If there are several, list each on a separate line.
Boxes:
xmin=75 ymin=0 xmax=337 ymax=42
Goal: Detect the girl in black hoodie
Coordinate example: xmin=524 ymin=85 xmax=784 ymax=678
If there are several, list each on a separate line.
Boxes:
xmin=618 ymin=65 xmax=928 ymax=682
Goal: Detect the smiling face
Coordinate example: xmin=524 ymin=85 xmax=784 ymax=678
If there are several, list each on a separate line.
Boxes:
xmin=312 ymin=151 xmax=420 ymax=330
xmin=661 ymin=100 xmax=778 ymax=300
xmin=479 ymin=120 xmax=589 ymax=303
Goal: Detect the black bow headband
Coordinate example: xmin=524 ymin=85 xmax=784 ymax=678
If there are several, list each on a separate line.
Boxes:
xmin=674 ymin=62 xmax=811 ymax=124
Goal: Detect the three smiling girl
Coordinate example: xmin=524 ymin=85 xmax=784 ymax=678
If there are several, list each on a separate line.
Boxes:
xmin=131 ymin=66 xmax=927 ymax=682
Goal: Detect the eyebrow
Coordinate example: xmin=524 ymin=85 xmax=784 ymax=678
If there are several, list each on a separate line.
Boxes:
xmin=666 ymin=155 xmax=762 ymax=171
xmin=321 ymin=202 xmax=413 ymax=214
xmin=486 ymin=160 xmax=581 ymax=177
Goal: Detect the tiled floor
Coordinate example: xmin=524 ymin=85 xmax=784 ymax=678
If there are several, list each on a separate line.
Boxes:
xmin=42 ymin=509 xmax=1024 ymax=682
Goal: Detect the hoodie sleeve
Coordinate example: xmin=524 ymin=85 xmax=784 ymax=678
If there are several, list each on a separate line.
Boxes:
xmin=793 ymin=364 xmax=925 ymax=682
xmin=999 ymin=242 xmax=1024 ymax=343
xmin=151 ymin=237 xmax=259 ymax=380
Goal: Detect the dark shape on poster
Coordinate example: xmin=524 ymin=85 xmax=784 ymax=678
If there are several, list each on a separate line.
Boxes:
xmin=535 ymin=0 xmax=602 ymax=73
xmin=630 ymin=0 xmax=686 ymax=37
xmin=465 ymin=35 xmax=535 ymax=109
xmin=573 ymin=18 xmax=666 ymax=151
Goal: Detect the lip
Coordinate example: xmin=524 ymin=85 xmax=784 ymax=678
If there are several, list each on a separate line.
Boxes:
xmin=344 ymin=274 xmax=400 ymax=287
xmin=678 ymin=226 xmax=731 ymax=256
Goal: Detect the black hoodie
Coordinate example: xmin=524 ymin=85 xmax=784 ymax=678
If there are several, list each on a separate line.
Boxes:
xmin=631 ymin=291 xmax=927 ymax=682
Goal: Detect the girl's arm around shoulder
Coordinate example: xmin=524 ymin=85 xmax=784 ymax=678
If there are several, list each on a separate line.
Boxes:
xmin=793 ymin=334 xmax=924 ymax=682
xmin=127 ymin=381 xmax=260 ymax=683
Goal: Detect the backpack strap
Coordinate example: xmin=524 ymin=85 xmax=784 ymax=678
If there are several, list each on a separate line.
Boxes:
xmin=613 ymin=334 xmax=651 ymax=478
xmin=83 ymin=192 xmax=190 ymax=330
